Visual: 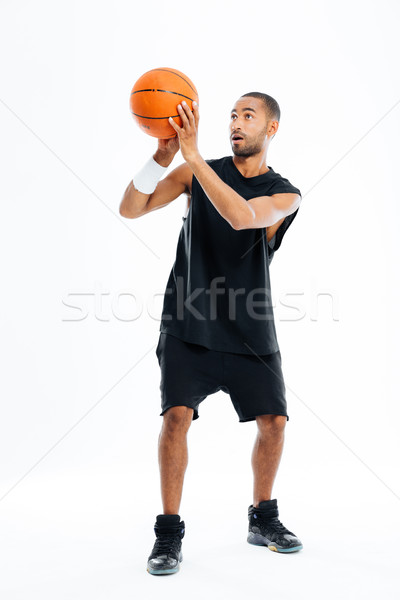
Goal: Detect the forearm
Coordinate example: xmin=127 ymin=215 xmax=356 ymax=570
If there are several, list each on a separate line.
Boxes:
xmin=119 ymin=181 xmax=150 ymax=218
xmin=187 ymin=154 xmax=254 ymax=229
xmin=119 ymin=149 xmax=174 ymax=218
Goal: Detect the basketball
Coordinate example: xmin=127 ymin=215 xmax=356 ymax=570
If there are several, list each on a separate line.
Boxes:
xmin=129 ymin=67 xmax=199 ymax=139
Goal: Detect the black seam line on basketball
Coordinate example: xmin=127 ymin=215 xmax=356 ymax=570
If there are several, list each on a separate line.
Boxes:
xmin=146 ymin=68 xmax=197 ymax=95
xmin=130 ymin=89 xmax=195 ymax=102
xmin=130 ymin=112 xmax=181 ymax=119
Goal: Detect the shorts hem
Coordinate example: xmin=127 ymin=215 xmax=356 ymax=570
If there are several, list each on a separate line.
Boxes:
xmin=239 ymin=413 xmax=289 ymax=423
xmin=160 ymin=405 xmax=200 ymax=420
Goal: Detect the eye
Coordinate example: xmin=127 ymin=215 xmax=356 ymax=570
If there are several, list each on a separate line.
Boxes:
xmin=231 ymin=114 xmax=237 ymax=119
xmin=245 ymin=113 xmax=253 ymax=119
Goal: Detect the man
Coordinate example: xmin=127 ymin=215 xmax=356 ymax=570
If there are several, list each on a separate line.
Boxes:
xmin=119 ymin=92 xmax=303 ymax=576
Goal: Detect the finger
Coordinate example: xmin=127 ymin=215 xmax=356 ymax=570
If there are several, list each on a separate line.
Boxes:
xmin=181 ymin=101 xmax=195 ymax=125
xmin=192 ymin=101 xmax=199 ymax=127
xmin=182 ymin=101 xmax=196 ymax=127
xmin=168 ymin=116 xmax=181 ymax=133
xmin=177 ymin=103 xmax=190 ymax=128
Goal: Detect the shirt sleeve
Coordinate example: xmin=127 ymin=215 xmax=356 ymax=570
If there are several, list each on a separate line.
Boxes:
xmin=267 ymin=180 xmax=302 ymax=265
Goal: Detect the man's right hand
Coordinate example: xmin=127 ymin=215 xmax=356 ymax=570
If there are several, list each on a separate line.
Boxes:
xmin=153 ymin=136 xmax=180 ymax=167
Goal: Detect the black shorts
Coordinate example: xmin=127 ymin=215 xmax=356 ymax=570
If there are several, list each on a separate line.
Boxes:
xmin=155 ymin=332 xmax=289 ymax=423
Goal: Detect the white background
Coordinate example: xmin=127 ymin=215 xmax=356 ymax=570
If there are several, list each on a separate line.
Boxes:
xmin=1 ymin=0 xmax=399 ymax=597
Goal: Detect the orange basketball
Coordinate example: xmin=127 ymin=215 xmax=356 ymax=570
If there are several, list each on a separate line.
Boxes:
xmin=129 ymin=67 xmax=199 ymax=139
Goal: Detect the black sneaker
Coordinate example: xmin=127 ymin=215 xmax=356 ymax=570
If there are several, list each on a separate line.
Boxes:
xmin=147 ymin=514 xmax=185 ymax=575
xmin=247 ymin=499 xmax=303 ymax=553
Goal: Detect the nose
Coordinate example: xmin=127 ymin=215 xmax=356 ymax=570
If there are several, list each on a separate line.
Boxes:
xmin=231 ymin=121 xmax=241 ymax=134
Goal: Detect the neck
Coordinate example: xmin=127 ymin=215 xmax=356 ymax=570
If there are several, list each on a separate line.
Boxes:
xmin=232 ymin=150 xmax=269 ymax=177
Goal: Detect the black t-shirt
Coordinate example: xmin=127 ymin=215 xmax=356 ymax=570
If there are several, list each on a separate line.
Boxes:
xmin=159 ymin=155 xmax=301 ymax=355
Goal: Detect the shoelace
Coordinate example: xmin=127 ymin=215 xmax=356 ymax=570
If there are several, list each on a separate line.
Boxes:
xmin=153 ymin=532 xmax=182 ymax=555
xmin=257 ymin=516 xmax=295 ymax=536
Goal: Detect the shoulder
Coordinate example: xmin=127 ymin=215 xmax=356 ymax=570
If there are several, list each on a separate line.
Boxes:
xmin=268 ymin=169 xmax=302 ymax=197
xmin=189 ymin=156 xmax=229 ymax=194
xmin=205 ymin=156 xmax=229 ymax=169
xmin=182 ymin=157 xmax=226 ymax=196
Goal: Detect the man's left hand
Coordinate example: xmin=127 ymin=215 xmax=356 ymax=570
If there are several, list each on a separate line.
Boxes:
xmin=169 ymin=100 xmax=200 ymax=164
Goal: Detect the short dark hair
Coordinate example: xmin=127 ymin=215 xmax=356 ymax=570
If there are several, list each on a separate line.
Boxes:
xmin=241 ymin=92 xmax=281 ymax=123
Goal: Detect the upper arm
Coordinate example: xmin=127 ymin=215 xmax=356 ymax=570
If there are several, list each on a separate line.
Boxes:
xmin=236 ymin=193 xmax=301 ymax=230
xmin=134 ymin=162 xmax=193 ymax=217
xmin=266 ymin=216 xmax=286 ymax=243
xmin=266 ymin=204 xmax=301 ymax=265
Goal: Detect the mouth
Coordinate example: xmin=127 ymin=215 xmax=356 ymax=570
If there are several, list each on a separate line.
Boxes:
xmin=231 ymin=135 xmax=244 ymax=145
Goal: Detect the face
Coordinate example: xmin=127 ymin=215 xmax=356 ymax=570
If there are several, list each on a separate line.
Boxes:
xmin=229 ymin=97 xmax=274 ymax=157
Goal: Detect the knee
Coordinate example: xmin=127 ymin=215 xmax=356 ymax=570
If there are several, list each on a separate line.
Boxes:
xmin=256 ymin=414 xmax=287 ymax=436
xmin=162 ymin=406 xmax=194 ymax=433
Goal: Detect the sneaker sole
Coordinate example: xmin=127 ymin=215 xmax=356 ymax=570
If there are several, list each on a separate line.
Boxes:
xmin=147 ymin=552 xmax=183 ymax=575
xmin=147 ymin=564 xmax=180 ymax=575
xmin=247 ymin=531 xmax=303 ymax=553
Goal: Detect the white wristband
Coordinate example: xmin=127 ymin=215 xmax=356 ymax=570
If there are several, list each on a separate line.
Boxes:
xmin=132 ymin=156 xmax=168 ymax=195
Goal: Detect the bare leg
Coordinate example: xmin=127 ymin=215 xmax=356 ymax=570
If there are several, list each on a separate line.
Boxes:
xmin=251 ymin=414 xmax=287 ymax=507
xmin=158 ymin=406 xmax=194 ymax=514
